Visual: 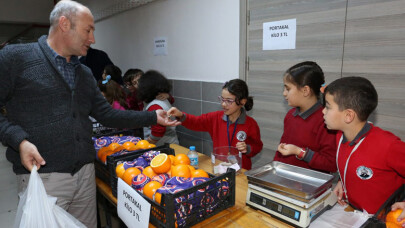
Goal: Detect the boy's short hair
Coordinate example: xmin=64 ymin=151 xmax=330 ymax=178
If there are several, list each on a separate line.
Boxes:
xmin=325 ymin=76 xmax=378 ymax=121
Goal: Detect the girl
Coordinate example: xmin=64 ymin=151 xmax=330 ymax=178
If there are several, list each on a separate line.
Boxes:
xmin=167 ymin=79 xmax=263 ymax=170
xmin=98 ymin=75 xmax=129 ymax=110
xmin=102 ymin=64 xmax=123 ymax=85
xmin=123 ymin=68 xmax=145 ymax=111
xmin=274 ymin=61 xmax=337 ymax=173
xmin=137 ymin=70 xmax=179 ymax=146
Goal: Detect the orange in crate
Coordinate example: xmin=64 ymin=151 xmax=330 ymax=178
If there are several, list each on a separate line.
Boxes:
xmin=191 ymin=169 xmax=209 ymax=178
xmin=171 ymin=164 xmax=191 ymax=178
xmin=173 ymin=154 xmax=190 ymax=166
xmin=122 ymin=141 xmax=136 ymax=151
xmin=136 ymin=140 xmax=150 ymax=149
xmin=108 ymin=142 xmax=121 ymax=151
xmin=143 ymin=181 xmax=162 ymax=200
xmin=386 ymin=209 xmax=405 ymax=227
xmin=115 ymin=163 xmax=126 ymax=178
xmin=150 ymin=153 xmax=171 ymax=174
xmin=100 ymin=150 xmax=115 ymax=164
xmin=97 ymin=147 xmax=110 ymax=161
xmin=168 ymin=155 xmax=175 ymax=165
xmin=143 ymin=166 xmax=158 ymax=178
xmin=122 ymin=167 xmax=141 ymax=185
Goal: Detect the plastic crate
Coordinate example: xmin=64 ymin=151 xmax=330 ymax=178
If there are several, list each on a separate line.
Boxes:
xmin=108 ymin=144 xmax=175 ymax=197
xmin=361 ymin=184 xmax=405 ymax=228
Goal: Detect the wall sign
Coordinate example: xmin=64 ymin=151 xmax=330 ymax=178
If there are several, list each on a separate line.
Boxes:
xmin=154 ymin=37 xmax=168 ymax=56
xmin=263 ymin=18 xmax=296 ymax=50
xmin=117 ymin=178 xmax=151 ymax=228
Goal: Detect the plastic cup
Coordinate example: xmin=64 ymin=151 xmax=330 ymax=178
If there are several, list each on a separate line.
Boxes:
xmin=211 ymin=146 xmax=242 ymax=175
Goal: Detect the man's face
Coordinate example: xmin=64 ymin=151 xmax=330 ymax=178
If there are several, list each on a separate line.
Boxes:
xmin=322 ymin=93 xmax=345 ymax=130
xmin=66 ymin=9 xmax=95 ymax=56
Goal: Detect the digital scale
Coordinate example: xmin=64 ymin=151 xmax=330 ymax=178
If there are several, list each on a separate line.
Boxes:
xmin=245 ymin=161 xmax=337 ymax=228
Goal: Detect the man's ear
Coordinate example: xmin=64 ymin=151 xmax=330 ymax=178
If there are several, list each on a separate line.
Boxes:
xmin=59 ymin=16 xmax=71 ymax=32
xmin=344 ymin=109 xmax=356 ymax=124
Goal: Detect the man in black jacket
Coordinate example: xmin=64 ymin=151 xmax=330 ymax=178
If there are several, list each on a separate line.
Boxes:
xmin=0 ymin=1 xmax=178 ymax=227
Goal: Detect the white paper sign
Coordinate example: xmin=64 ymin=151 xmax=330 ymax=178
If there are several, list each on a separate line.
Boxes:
xmin=117 ymin=178 xmax=151 ymax=228
xmin=263 ymin=18 xmax=296 ymax=50
xmin=154 ymin=37 xmax=168 ymax=56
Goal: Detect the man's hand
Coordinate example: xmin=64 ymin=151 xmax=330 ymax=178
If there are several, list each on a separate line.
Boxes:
xmin=156 ymin=109 xmax=181 ymax=126
xmin=19 ymin=140 xmax=46 ymax=172
xmin=333 ymin=181 xmax=347 ymax=206
xmin=277 ymin=143 xmax=301 ymax=156
xmin=236 ymin=142 xmax=247 ymax=153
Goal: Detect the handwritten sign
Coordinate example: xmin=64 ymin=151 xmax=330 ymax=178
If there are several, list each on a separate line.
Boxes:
xmin=154 ymin=37 xmax=168 ymax=56
xmin=263 ymin=18 xmax=296 ymax=50
xmin=117 ymin=178 xmax=151 ymax=228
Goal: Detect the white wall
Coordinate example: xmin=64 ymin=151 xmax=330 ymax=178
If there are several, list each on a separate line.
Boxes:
xmin=92 ymin=0 xmax=240 ymax=82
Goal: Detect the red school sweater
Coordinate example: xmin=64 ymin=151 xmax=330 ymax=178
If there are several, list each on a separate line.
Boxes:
xmin=336 ymin=126 xmax=405 ymax=214
xmin=182 ymin=110 xmax=263 ymax=170
xmin=273 ymin=106 xmax=337 ymax=172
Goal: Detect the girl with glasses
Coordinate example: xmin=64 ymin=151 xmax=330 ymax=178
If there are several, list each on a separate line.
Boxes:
xmin=167 ymin=79 xmax=263 ymax=170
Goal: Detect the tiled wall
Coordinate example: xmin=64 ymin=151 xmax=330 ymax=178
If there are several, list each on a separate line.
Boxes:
xmin=170 ymin=79 xmax=276 ymax=169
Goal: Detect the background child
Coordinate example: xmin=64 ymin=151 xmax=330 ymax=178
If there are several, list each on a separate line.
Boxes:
xmin=123 ymin=68 xmax=144 ymax=111
xmin=98 ymin=76 xmax=129 ymax=110
xmin=323 ymin=76 xmax=405 ymax=214
xmin=273 ymin=61 xmax=337 ymax=173
xmin=137 ymin=70 xmax=179 ymax=146
xmin=167 ymin=79 xmax=263 ymax=170
xmin=102 ymin=64 xmax=123 ymax=85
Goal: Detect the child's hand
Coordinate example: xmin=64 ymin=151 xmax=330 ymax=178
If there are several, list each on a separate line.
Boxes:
xmin=391 ymin=202 xmax=405 ymax=226
xmin=277 ymin=143 xmax=301 ymax=156
xmin=333 ymin=181 xmax=347 ymax=206
xmin=156 ymin=93 xmax=170 ymax=101
xmin=167 ymin=107 xmax=183 ymax=118
xmin=236 ymin=142 xmax=247 ymax=153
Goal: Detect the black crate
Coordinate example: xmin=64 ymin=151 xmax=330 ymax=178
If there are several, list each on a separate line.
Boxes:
xmin=108 ymin=144 xmax=175 ymax=197
xmin=361 ymin=184 xmax=405 ymax=228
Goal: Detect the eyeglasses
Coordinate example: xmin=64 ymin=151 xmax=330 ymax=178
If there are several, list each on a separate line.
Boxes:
xmin=218 ymin=96 xmax=235 ymax=105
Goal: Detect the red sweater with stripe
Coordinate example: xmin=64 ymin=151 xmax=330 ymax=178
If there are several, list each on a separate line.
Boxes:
xmin=182 ymin=110 xmax=263 ymax=170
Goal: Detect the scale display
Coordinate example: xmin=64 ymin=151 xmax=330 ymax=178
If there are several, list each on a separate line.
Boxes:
xmin=249 ymin=192 xmax=300 ymax=221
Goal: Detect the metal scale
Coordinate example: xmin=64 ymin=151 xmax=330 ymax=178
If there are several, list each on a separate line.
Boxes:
xmin=245 ymin=161 xmax=337 ymax=228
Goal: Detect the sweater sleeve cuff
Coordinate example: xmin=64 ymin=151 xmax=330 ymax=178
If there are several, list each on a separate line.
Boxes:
xmin=245 ymin=145 xmax=251 ymax=155
xmin=6 ymin=129 xmax=29 ymax=152
xmin=303 ymin=148 xmax=314 ymax=163
xmin=180 ymin=113 xmax=187 ymax=122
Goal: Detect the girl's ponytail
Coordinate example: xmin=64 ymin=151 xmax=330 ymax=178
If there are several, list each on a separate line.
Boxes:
xmin=244 ymin=96 xmax=254 ymax=111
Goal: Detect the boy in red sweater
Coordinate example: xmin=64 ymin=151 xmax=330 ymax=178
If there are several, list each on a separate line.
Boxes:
xmin=323 ymin=76 xmax=405 ymax=217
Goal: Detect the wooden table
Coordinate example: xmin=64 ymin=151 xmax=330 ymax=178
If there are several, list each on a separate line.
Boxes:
xmin=96 ymin=144 xmax=293 ymax=228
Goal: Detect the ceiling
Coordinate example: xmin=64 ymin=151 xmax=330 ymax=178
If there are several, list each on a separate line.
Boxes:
xmin=0 ymin=0 xmax=158 ymax=49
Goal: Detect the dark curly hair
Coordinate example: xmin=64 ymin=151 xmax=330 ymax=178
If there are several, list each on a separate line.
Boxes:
xmin=104 ymin=65 xmax=123 ymax=85
xmin=223 ymin=79 xmax=254 ymax=111
xmin=137 ymin=70 xmax=172 ymax=103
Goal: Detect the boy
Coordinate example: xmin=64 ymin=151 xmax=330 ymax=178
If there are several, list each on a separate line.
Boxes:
xmin=322 ymin=76 xmax=405 ymax=216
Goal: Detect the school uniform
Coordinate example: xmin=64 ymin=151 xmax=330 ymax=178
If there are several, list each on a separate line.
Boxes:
xmin=181 ymin=109 xmax=263 ymax=170
xmin=273 ymin=102 xmax=337 ymax=172
xmin=336 ymin=122 xmax=405 ymax=214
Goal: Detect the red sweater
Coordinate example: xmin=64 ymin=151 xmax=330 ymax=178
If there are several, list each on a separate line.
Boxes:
xmin=182 ymin=110 xmax=263 ymax=170
xmin=337 ymin=125 xmax=405 ymax=213
xmin=274 ymin=105 xmax=337 ymax=172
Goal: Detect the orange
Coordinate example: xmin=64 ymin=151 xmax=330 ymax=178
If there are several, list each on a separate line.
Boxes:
xmin=386 ymin=222 xmax=401 ymax=228
xmin=136 ymin=140 xmax=150 ymax=150
xmin=191 ymin=169 xmax=209 ymax=178
xmin=122 ymin=141 xmax=136 ymax=150
xmin=108 ymin=142 xmax=121 ymax=151
xmin=143 ymin=181 xmax=162 ymax=200
xmin=168 ymin=155 xmax=175 ymax=165
xmin=100 ymin=150 xmax=115 ymax=164
xmin=188 ymin=165 xmax=196 ymax=172
xmin=171 ymin=164 xmax=191 ymax=178
xmin=386 ymin=209 xmax=405 ymax=227
xmin=150 ymin=153 xmax=171 ymax=174
xmin=143 ymin=166 xmax=157 ymax=178
xmin=148 ymin=144 xmax=156 ymax=148
xmin=97 ymin=147 xmax=111 ymax=161
xmin=154 ymin=192 xmax=162 ymax=204
xmin=112 ymin=145 xmax=125 ymax=153
xmin=115 ymin=163 xmax=126 ymax=178
xmin=173 ymin=154 xmax=190 ymax=166
xmin=122 ymin=167 xmax=141 ymax=185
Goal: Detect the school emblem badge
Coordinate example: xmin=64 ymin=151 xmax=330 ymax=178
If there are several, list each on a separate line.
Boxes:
xmin=356 ymin=166 xmax=373 ymax=180
xmin=236 ymin=131 xmax=247 ymax=142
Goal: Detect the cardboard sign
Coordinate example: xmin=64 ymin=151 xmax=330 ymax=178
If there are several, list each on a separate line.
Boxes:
xmin=117 ymin=178 xmax=151 ymax=228
xmin=263 ymin=18 xmax=296 ymax=50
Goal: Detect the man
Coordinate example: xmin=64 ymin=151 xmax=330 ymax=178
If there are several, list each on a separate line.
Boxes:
xmin=0 ymin=1 xmax=178 ymax=227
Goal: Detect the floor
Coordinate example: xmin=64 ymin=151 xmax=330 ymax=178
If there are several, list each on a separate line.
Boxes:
xmin=0 ymin=145 xmax=18 ymax=228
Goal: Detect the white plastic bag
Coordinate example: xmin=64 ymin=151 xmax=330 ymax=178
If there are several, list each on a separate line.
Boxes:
xmin=309 ymin=204 xmax=371 ymax=228
xmin=14 ymin=165 xmax=86 ymax=228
